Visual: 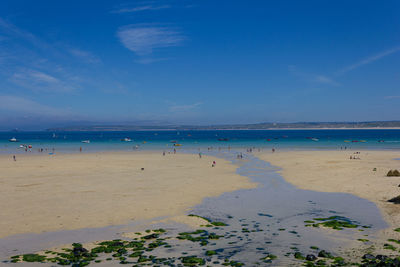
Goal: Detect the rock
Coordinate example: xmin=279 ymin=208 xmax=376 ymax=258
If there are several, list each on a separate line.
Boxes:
xmin=72 ymin=246 xmax=88 ymax=257
xmin=362 ymin=254 xmax=375 ymax=260
xmin=375 ymin=255 xmax=388 ymax=261
xmin=388 ymin=195 xmax=400 ymax=204
xmin=318 ymin=250 xmax=331 ymax=258
xmin=294 ymin=252 xmax=304 ymax=260
xmin=306 ymin=254 xmax=317 ymax=261
xmin=387 ymin=170 xmax=400 ymax=177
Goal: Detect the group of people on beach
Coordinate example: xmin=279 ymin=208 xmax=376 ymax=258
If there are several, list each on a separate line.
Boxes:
xmin=350 ymin=151 xmax=361 ymax=160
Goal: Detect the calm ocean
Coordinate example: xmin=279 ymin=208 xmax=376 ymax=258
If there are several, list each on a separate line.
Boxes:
xmin=1 ymin=129 xmax=400 ymax=154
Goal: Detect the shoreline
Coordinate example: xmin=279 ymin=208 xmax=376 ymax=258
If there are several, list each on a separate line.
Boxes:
xmin=2 ymin=127 xmax=400 ymax=133
xmin=0 ymin=151 xmax=256 ymax=238
xmin=257 ymin=150 xmax=400 ymax=226
xmin=257 ymin=150 xmax=400 ymax=246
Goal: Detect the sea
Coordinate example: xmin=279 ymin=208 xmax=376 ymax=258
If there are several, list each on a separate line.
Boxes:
xmin=1 ymin=129 xmax=400 ymax=265
xmin=1 ymin=129 xmax=400 ymax=154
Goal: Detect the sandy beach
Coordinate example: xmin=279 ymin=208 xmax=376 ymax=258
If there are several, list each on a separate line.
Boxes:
xmin=0 ymin=151 xmax=256 ymax=238
xmin=258 ymin=150 xmax=400 ymax=226
xmin=257 ymin=150 xmax=400 ymax=246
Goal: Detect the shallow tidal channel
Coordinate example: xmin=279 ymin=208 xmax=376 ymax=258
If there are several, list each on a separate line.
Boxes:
xmin=0 ymin=150 xmax=389 ymax=266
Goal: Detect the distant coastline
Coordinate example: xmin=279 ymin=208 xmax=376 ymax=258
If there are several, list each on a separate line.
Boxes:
xmin=45 ymin=121 xmax=400 ymax=132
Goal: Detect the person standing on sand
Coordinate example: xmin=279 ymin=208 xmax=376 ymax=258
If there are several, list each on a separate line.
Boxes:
xmin=13 ymin=155 xmax=16 ymax=161
xmin=80 ymin=147 xmax=82 ymax=152
xmin=199 ymin=152 xmax=202 ymax=158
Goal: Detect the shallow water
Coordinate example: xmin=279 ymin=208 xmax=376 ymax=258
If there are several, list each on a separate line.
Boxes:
xmin=1 ymin=129 xmax=400 ymax=154
xmin=186 ymin=151 xmax=388 ymax=264
xmin=0 ymin=151 xmax=389 ymax=265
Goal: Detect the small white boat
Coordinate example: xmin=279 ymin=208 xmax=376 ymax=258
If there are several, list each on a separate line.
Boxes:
xmin=311 ymin=138 xmax=319 ymax=142
xmin=9 ymin=137 xmax=18 ymax=142
xmin=81 ymin=140 xmax=90 ymax=143
xmin=121 ymin=138 xmax=132 ymax=142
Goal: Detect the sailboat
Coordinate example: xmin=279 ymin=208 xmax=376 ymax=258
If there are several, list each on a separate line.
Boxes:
xmin=9 ymin=137 xmax=18 ymax=142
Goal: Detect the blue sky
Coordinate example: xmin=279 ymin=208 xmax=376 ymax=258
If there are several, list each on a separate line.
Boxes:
xmin=0 ymin=0 xmax=399 ymax=129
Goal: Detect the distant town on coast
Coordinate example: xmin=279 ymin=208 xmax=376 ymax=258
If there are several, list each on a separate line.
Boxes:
xmin=46 ymin=121 xmax=400 ymax=132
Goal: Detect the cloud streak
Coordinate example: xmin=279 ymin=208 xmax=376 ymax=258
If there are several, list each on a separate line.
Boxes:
xmin=384 ymin=95 xmax=400 ymax=99
xmin=0 ymin=95 xmax=71 ymax=116
xmin=112 ymin=4 xmax=171 ymax=13
xmin=169 ymin=102 xmax=202 ymax=112
xmin=336 ymin=46 xmax=400 ymax=75
xmin=288 ymin=65 xmax=340 ymax=86
xmin=10 ymin=69 xmax=74 ymax=92
xmin=117 ymin=25 xmax=185 ymax=57
xmin=68 ymin=48 xmax=101 ymax=64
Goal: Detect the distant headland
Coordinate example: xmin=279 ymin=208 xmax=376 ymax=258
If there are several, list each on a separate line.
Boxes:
xmin=47 ymin=121 xmax=400 ymax=131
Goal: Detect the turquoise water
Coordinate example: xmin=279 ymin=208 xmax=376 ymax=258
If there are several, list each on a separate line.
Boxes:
xmin=1 ymin=129 xmax=400 ymax=154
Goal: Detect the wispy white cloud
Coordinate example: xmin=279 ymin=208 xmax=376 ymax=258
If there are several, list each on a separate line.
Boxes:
xmin=10 ymin=69 xmax=74 ymax=92
xmin=0 ymin=95 xmax=71 ymax=116
xmin=336 ymin=46 xmax=400 ymax=75
xmin=135 ymin=57 xmax=170 ymax=64
xmin=117 ymin=25 xmax=185 ymax=57
xmin=0 ymin=17 xmax=102 ymax=94
xmin=169 ymin=102 xmax=202 ymax=112
xmin=384 ymin=95 xmax=400 ymax=99
xmin=288 ymin=65 xmax=340 ymax=86
xmin=112 ymin=4 xmax=171 ymax=13
xmin=68 ymin=48 xmax=101 ymax=64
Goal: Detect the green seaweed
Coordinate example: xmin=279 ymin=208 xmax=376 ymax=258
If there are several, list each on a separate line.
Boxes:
xmin=205 ymin=250 xmax=217 ymax=256
xmin=180 ymin=256 xmax=206 ymax=266
xmin=383 ymin=243 xmax=397 ymax=251
xmin=310 ymin=216 xmax=359 ymax=230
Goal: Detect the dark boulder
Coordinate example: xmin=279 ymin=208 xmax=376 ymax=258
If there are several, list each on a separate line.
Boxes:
xmin=306 ymin=254 xmax=317 ymax=261
xmin=318 ymin=250 xmax=332 ymax=258
xmin=362 ymin=254 xmax=375 ymax=260
xmin=375 ymin=255 xmax=388 ymax=261
xmin=388 ymin=195 xmax=400 ymax=204
xmin=387 ymin=170 xmax=400 ymax=177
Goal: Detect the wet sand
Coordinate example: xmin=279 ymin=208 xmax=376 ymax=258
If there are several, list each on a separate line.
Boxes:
xmin=0 ymin=151 xmax=256 ymax=238
xmin=257 ymin=150 xmax=400 ymax=254
xmin=257 ymin=150 xmax=400 ymax=227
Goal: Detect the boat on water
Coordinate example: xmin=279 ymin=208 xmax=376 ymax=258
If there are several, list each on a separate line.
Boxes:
xmin=173 ymin=143 xmax=182 ymax=146
xmin=81 ymin=140 xmax=90 ymax=144
xmin=170 ymin=140 xmax=177 ymax=143
xmin=311 ymin=138 xmax=319 ymax=142
xmin=218 ymin=138 xmax=229 ymax=141
xmin=121 ymin=138 xmax=132 ymax=142
xmin=9 ymin=137 xmax=18 ymax=142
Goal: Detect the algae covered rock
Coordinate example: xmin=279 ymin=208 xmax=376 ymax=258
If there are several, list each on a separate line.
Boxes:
xmin=388 ymin=195 xmax=400 ymax=204
xmin=387 ymin=169 xmax=400 ymax=177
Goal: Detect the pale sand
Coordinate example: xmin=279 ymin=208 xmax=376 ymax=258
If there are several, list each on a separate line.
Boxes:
xmin=0 ymin=152 xmax=256 ymax=238
xmin=257 ymin=150 xmax=400 ymax=226
xmin=257 ymin=150 xmax=400 ymax=253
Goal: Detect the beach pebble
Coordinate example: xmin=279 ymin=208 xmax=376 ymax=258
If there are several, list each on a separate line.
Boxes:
xmin=362 ymin=254 xmax=375 ymax=260
xmin=306 ymin=254 xmax=317 ymax=261
xmin=317 ymin=250 xmax=331 ymax=258
xmin=375 ymin=254 xmax=388 ymax=261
